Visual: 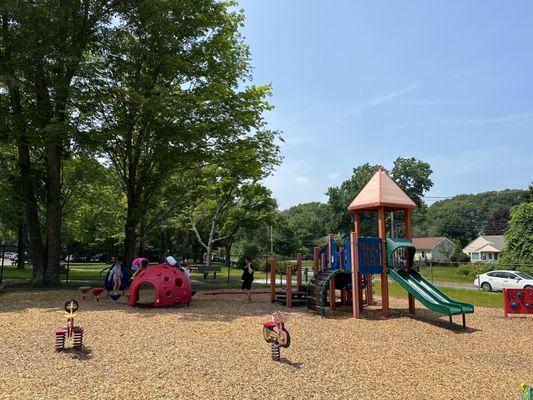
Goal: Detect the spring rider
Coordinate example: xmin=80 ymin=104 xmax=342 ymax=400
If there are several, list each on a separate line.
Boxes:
xmin=262 ymin=311 xmax=291 ymax=361
xmin=55 ymin=300 xmax=84 ymax=352
xmin=521 ymin=384 xmax=533 ymax=400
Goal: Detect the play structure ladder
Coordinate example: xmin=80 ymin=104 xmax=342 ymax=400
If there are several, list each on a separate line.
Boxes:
xmin=307 ymin=269 xmax=352 ymax=316
xmin=274 ymin=288 xmax=308 ymax=307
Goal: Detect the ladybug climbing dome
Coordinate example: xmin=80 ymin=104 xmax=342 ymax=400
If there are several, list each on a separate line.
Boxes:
xmin=127 ymin=264 xmax=192 ymax=307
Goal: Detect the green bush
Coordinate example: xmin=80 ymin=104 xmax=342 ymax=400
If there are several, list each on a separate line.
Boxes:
xmin=456 ymin=263 xmax=533 ymax=279
xmin=450 ymin=251 xmax=471 ymax=263
xmin=515 ymin=266 xmax=533 ymax=277
xmin=456 ymin=263 xmax=493 ymax=279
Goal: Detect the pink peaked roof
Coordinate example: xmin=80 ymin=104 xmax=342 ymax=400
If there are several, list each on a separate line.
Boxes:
xmin=347 ymin=169 xmax=416 ymax=211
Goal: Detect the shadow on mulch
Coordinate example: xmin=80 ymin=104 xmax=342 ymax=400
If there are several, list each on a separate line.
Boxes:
xmin=58 ymin=346 xmax=93 ymax=361
xmin=279 ymin=358 xmax=303 ymax=369
xmin=315 ymin=304 xmax=481 ymax=333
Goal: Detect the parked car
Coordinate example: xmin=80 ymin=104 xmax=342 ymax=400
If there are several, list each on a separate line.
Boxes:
xmin=89 ymin=254 xmax=106 ymax=262
xmin=474 ymin=270 xmax=533 ymax=292
xmin=4 ymin=252 xmax=16 ymax=260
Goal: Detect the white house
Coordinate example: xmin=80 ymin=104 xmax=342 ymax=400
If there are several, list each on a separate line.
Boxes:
xmin=411 ymin=237 xmax=456 ymax=262
xmin=462 ymin=235 xmax=505 ymax=263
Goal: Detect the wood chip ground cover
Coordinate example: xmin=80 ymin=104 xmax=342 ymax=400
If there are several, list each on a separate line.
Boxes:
xmin=0 ymin=289 xmax=531 ymax=399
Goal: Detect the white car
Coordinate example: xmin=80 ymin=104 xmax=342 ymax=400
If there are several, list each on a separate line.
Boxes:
xmin=474 ymin=270 xmax=533 ymax=292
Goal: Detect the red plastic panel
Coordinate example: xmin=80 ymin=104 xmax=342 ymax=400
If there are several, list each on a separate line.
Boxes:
xmin=503 ymin=288 xmax=533 ymax=316
xmin=127 ymin=264 xmax=192 ymax=307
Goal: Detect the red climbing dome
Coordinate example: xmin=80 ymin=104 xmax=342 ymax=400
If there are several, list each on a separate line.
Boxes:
xmin=127 ymin=264 xmax=192 ymax=307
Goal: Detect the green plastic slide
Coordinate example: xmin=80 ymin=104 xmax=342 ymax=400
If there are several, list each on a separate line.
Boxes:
xmin=388 ymin=269 xmax=474 ymax=316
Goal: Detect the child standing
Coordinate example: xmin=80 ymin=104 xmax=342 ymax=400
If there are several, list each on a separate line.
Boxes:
xmin=109 ymin=260 xmax=123 ymax=294
xmin=241 ymin=257 xmax=254 ymax=302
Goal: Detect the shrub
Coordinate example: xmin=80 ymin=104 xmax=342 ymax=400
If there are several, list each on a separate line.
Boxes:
xmin=450 ymin=251 xmax=470 ymax=263
xmin=515 ymin=266 xmax=533 ymax=277
xmin=456 ymin=263 xmax=493 ymax=279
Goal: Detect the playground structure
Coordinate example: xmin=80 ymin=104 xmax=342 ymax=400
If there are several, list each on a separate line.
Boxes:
xmin=262 ymin=311 xmax=290 ymax=361
xmin=271 ymin=169 xmax=474 ymax=328
xmin=127 ymin=264 xmax=192 ymax=307
xmin=269 ymin=253 xmax=308 ymax=307
xmin=101 ymin=263 xmax=130 ymax=294
xmin=91 ymin=287 xmax=104 ymax=301
xmin=55 ymin=300 xmax=84 ymax=352
xmin=503 ymin=288 xmax=533 ymax=318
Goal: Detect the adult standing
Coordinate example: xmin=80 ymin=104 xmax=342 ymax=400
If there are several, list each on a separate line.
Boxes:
xmin=241 ymin=257 xmax=254 ymax=302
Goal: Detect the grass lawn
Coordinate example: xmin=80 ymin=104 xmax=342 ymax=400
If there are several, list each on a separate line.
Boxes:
xmin=417 ymin=265 xmax=472 ymax=283
xmin=0 ymin=263 xmax=268 ymax=290
xmin=1 ymin=263 xmax=107 ymax=281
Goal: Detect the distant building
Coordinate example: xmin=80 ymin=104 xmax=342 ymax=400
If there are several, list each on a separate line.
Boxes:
xmin=462 ymin=235 xmax=505 ymax=263
xmin=412 ymin=237 xmax=456 ymax=262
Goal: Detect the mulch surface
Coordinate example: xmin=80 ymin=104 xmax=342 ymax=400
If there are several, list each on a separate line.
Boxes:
xmin=0 ymin=289 xmax=531 ymax=399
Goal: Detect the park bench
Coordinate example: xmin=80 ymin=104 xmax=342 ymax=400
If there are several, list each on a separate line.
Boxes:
xmin=195 ymin=265 xmax=222 ymax=279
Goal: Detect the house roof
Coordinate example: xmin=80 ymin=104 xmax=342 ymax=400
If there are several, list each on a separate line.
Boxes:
xmin=347 ymin=169 xmax=417 ymax=211
xmin=412 ymin=237 xmax=447 ymax=250
xmin=463 ymin=235 xmax=505 ymax=253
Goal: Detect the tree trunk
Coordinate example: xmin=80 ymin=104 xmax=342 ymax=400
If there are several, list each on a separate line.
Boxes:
xmin=224 ymin=240 xmax=232 ymax=268
xmin=15 ymin=120 xmax=45 ymax=286
xmin=4 ymin=14 xmax=46 ymax=284
xmin=124 ymin=217 xmax=138 ymax=269
xmin=16 ymin=221 xmax=26 ymax=270
xmin=206 ymin=244 xmax=213 ymax=268
xmin=44 ymin=143 xmax=61 ymax=286
xmin=124 ymin=192 xmax=141 ymax=267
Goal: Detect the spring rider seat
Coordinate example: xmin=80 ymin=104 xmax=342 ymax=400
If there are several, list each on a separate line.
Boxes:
xmin=55 ymin=300 xmax=84 ymax=352
xmin=262 ymin=311 xmax=291 ymax=361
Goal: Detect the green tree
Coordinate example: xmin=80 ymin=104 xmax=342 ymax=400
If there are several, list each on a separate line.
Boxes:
xmin=326 ymin=157 xmax=433 ymax=235
xmin=281 ymin=202 xmax=329 ymax=247
xmin=391 ymin=157 xmax=433 ymax=208
xmin=88 ymin=0 xmax=279 ymax=265
xmin=0 ymin=1 xmax=111 ymax=285
xmin=327 ymin=163 xmax=381 ymax=234
xmin=272 ymin=213 xmax=300 ymax=257
xmin=61 ymin=157 xmax=124 ymax=255
xmin=423 ymin=189 xmax=526 ymax=246
xmin=500 ymin=202 xmax=533 ymax=265
xmin=485 ymin=207 xmax=510 ymax=235
xmin=189 ymin=133 xmax=280 ymax=267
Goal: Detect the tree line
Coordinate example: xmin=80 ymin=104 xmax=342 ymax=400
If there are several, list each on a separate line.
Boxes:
xmin=267 ymin=161 xmax=531 ymax=264
xmin=0 ymin=1 xmax=281 ymax=285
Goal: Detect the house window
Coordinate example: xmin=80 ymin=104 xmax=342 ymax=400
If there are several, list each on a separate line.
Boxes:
xmin=471 ymin=253 xmax=479 ymax=261
xmin=494 ymin=253 xmax=499 ymax=260
xmin=488 ymin=253 xmax=493 ymax=260
xmin=421 ymin=251 xmax=426 ymax=259
xmin=481 ymin=253 xmax=486 ymax=261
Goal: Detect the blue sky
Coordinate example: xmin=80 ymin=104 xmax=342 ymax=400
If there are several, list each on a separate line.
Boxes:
xmin=238 ymin=0 xmax=533 ymax=209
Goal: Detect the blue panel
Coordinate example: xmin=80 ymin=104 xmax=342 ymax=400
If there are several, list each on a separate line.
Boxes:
xmin=358 ymin=237 xmax=383 ymax=275
xmin=329 ymin=235 xmax=338 ymax=270
xmin=344 ymin=236 xmax=351 ymax=272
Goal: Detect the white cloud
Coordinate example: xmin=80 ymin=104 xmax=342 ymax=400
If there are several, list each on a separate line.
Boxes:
xmin=351 ymin=83 xmax=421 ymax=115
xmin=295 ymin=176 xmax=310 ymax=183
xmin=395 ymin=112 xmax=533 ymax=130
